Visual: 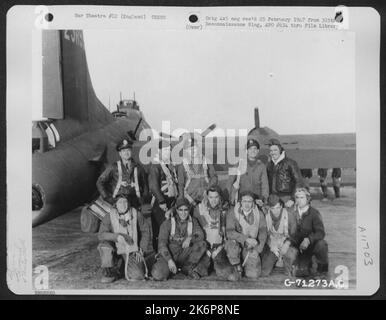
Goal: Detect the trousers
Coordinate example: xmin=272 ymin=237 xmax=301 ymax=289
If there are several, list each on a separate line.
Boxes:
xmin=225 ymin=240 xmax=261 ymax=279
xmin=151 ymin=240 xmax=207 ymax=280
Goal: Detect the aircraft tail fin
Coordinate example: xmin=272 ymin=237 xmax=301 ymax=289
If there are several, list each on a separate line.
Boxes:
xmin=41 ymin=30 xmax=112 ymax=124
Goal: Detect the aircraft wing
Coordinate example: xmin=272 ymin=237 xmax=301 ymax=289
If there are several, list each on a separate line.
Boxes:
xmin=268 ymin=133 xmax=356 ymax=168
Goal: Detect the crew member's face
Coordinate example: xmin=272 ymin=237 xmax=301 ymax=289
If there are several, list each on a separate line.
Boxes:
xmin=295 ymin=192 xmax=308 ymax=208
xmin=119 ymin=148 xmax=132 ymax=162
xmin=207 ymin=191 xmax=220 ymax=208
xmin=177 ymin=205 xmax=190 ymax=221
xmin=269 ymin=145 xmax=281 ymax=161
xmin=241 ymin=195 xmax=254 ymax=212
xmin=247 ymin=146 xmax=259 ymax=160
xmin=269 ymin=203 xmax=282 ymax=218
xmin=116 ymin=198 xmax=128 ymax=214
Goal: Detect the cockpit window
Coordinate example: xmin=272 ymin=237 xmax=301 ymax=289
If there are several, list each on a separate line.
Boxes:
xmin=32 ymin=121 xmax=60 ymax=153
xmin=49 ymin=123 xmax=60 ymax=142
xmin=43 ymin=123 xmax=56 ymax=148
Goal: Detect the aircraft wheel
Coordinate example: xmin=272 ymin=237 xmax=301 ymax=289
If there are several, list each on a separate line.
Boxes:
xmin=80 ymin=206 xmax=100 ymax=233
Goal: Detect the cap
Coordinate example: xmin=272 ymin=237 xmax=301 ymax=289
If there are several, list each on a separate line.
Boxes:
xmin=116 ymin=139 xmax=133 ymax=151
xmin=247 ymin=138 xmax=260 ymax=150
xmin=176 ymin=198 xmax=191 ymax=209
xmin=239 ymin=190 xmax=258 ymax=201
xmin=268 ymin=138 xmax=282 ymax=147
xmin=267 ymin=194 xmax=282 ymax=207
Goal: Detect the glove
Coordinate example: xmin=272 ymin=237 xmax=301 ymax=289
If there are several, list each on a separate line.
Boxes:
xmin=140 ymin=204 xmax=153 ymax=218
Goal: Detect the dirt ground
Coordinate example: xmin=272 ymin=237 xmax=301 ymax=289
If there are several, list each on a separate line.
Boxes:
xmin=33 ymin=172 xmax=356 ymax=292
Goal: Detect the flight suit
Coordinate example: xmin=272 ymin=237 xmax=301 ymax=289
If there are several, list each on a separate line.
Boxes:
xmin=226 ymin=158 xmax=269 ymax=204
xmin=96 ymin=160 xmax=149 ymax=208
xmin=97 ymin=160 xmax=153 ymax=252
xmin=98 ymin=208 xmax=155 ymax=281
xmin=193 ymin=201 xmax=239 ymax=281
xmin=261 ymin=208 xmax=298 ymax=276
xmin=177 ymin=159 xmax=218 ymax=206
xmin=148 ymin=161 xmax=178 ymax=248
xmin=225 ymin=204 xmax=267 ymax=279
xmin=151 ymin=214 xmax=208 ymax=280
xmin=291 ymin=205 xmax=329 ymax=276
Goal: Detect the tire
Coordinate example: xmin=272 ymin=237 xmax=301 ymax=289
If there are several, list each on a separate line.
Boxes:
xmin=80 ymin=206 xmax=101 ymax=233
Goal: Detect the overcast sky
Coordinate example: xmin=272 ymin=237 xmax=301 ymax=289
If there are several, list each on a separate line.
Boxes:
xmin=84 ymin=29 xmax=355 ymax=136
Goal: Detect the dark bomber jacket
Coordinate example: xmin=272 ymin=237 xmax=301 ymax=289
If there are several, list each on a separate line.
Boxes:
xmin=291 ymin=206 xmax=326 ymax=247
xmin=267 ymin=155 xmax=303 ymax=198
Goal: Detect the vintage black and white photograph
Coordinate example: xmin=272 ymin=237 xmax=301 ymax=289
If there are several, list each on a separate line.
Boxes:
xmin=6 ymin=6 xmax=380 ymax=295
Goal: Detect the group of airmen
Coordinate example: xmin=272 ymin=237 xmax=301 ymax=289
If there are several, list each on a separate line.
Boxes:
xmin=95 ymin=136 xmax=331 ymax=284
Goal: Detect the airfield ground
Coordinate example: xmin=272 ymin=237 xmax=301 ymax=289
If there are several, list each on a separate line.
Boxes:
xmin=33 ymin=170 xmax=356 ymax=292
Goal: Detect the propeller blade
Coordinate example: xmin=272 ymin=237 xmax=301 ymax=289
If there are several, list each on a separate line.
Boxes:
xmin=134 ymin=118 xmax=142 ymax=136
xmin=159 ymin=132 xmax=178 ymax=140
xmin=201 ymin=123 xmax=216 ymax=137
xmin=254 ymin=108 xmax=260 ymax=129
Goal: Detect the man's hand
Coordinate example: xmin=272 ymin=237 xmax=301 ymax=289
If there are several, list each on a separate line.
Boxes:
xmin=159 ymin=203 xmax=168 ymax=212
xmin=280 ymin=240 xmax=290 ymax=256
xmin=285 ymin=200 xmax=294 ymax=208
xmin=255 ymin=199 xmax=264 ymax=207
xmin=182 ymin=236 xmax=192 ymax=249
xmin=165 ymin=209 xmax=172 ymax=220
xmin=119 ymin=233 xmax=134 ymax=245
xmin=270 ymin=246 xmax=280 ymax=257
xmin=300 ymin=238 xmax=310 ymax=252
xmin=168 ymin=259 xmax=177 ymax=274
xmin=245 ymin=238 xmax=257 ymax=249
xmin=116 ymin=234 xmax=125 ymax=243
xmin=222 ymin=200 xmax=230 ymax=210
xmin=134 ymin=252 xmax=142 ymax=263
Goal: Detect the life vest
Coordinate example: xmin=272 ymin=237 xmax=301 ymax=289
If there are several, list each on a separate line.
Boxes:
xmin=198 ymin=201 xmax=223 ymax=246
xmin=112 ymin=160 xmax=141 ymax=199
xmin=110 ymin=208 xmax=139 ymax=254
xmin=234 ymin=202 xmax=260 ymax=239
xmin=170 ymin=215 xmax=193 ymax=242
xmin=266 ymin=208 xmax=289 ymax=252
xmin=183 ymin=157 xmax=209 ymax=204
